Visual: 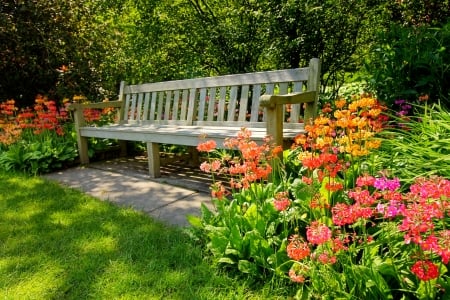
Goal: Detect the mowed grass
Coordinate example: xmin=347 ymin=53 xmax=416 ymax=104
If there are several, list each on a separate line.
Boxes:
xmin=0 ymin=170 xmax=286 ymax=299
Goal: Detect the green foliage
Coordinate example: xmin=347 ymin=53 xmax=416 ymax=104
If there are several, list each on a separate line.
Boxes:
xmin=0 ymin=0 xmax=129 ymax=105
xmin=0 ymin=127 xmax=77 ymax=175
xmin=365 ymin=22 xmax=450 ymax=108
xmin=376 ymin=102 xmax=450 ymax=183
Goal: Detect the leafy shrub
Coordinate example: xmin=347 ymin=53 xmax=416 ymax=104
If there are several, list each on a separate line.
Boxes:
xmin=365 ymin=22 xmax=450 ymax=109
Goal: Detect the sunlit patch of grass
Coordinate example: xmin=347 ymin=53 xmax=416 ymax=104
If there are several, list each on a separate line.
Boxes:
xmin=0 ymin=170 xmax=288 ymax=299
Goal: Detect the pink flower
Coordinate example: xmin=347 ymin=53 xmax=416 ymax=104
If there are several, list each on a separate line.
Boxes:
xmin=374 ymin=177 xmax=400 ymax=191
xmin=306 ymin=221 xmax=332 ymax=245
xmin=289 ymin=269 xmax=306 ymax=283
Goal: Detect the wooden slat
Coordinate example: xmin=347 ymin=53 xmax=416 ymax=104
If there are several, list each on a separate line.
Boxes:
xmin=238 ymin=85 xmax=249 ymax=121
xmin=278 ymin=82 xmax=289 ymax=122
xmin=142 ymin=92 xmax=150 ymax=121
xmin=250 ymin=84 xmax=261 ymax=122
xmin=136 ymin=93 xmax=144 ymax=121
xmin=156 ymin=91 xmax=164 ymax=120
xmin=124 ymin=94 xmax=131 ymax=120
xmin=206 ymin=87 xmax=217 ymax=121
xmin=290 ymin=82 xmax=303 ymax=123
xmin=129 ymin=94 xmax=137 ymax=121
xmin=197 ymin=88 xmax=207 ymax=121
xmin=227 ymin=86 xmax=238 ymax=121
xmin=265 ymin=83 xmax=274 ymax=95
xmin=164 ymin=90 xmax=172 ymax=121
xmin=172 ymin=90 xmax=180 ymax=121
xmin=217 ymin=87 xmax=227 ymax=122
xmin=186 ymin=88 xmax=196 ymax=124
xmin=149 ymin=92 xmax=157 ymax=121
xmin=180 ymin=89 xmax=188 ymax=120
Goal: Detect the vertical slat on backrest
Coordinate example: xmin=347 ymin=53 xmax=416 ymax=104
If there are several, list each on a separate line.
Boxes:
xmin=238 ymin=85 xmax=249 ymax=121
xmin=197 ymin=88 xmax=207 ymax=121
xmin=142 ymin=93 xmax=150 ymax=121
xmin=217 ymin=87 xmax=227 ymax=122
xmin=249 ymin=85 xmax=261 ymax=122
xmin=136 ymin=93 xmax=144 ymax=121
xmin=156 ymin=91 xmax=164 ymax=120
xmin=172 ymin=90 xmax=180 ymax=121
xmin=290 ymin=82 xmax=303 ymax=123
xmin=206 ymin=87 xmax=216 ymax=121
xmin=265 ymin=83 xmax=274 ymax=95
xmin=164 ymin=90 xmax=172 ymax=120
xmin=124 ymin=93 xmax=132 ymax=121
xmin=180 ymin=90 xmax=188 ymax=120
xmin=278 ymin=83 xmax=289 ymax=122
xmin=149 ymin=92 xmax=157 ymax=121
xmin=227 ymin=86 xmax=238 ymax=121
xmin=129 ymin=94 xmax=137 ymax=120
xmin=186 ymin=88 xmax=197 ymax=124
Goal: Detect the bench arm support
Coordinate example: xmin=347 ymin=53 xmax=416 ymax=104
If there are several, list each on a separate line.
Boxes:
xmin=260 ymin=91 xmax=318 ymax=148
xmin=68 ymin=100 xmax=124 ymax=164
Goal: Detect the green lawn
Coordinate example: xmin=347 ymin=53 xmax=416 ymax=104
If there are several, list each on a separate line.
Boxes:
xmin=0 ymin=170 xmax=287 ymax=299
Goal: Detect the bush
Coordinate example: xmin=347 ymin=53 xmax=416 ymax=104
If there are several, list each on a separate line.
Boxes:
xmin=365 ymin=22 xmax=450 ymax=109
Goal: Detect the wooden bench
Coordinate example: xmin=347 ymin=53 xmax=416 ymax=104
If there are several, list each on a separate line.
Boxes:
xmin=71 ymin=58 xmax=321 ymax=178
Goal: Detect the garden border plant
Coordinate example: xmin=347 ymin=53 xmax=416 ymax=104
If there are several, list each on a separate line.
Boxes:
xmin=191 ymin=94 xmax=449 ymax=299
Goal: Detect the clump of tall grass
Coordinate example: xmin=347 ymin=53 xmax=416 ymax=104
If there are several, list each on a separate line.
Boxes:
xmin=377 ymin=102 xmax=450 ymax=183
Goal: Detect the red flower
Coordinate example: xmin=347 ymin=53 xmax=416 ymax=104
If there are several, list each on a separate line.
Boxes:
xmin=411 ymin=260 xmax=439 ymax=281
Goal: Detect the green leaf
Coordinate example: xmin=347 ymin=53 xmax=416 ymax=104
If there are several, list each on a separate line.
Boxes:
xmin=186 ymin=215 xmax=202 ymax=228
xmin=238 ymin=260 xmax=257 ymax=274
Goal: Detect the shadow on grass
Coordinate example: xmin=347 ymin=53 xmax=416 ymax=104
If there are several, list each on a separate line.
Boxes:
xmin=0 ymin=171 xmax=278 ymax=299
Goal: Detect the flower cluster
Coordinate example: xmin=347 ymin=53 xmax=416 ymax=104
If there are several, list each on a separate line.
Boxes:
xmin=287 ymin=175 xmax=449 ymax=286
xmin=291 ymin=94 xmax=388 ymax=195
xmin=197 ymin=128 xmax=279 ymax=198
xmin=1 ymin=97 xmax=71 ymax=146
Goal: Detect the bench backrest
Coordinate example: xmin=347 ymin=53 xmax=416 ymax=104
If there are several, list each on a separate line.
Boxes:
xmin=119 ymin=58 xmax=320 ymax=128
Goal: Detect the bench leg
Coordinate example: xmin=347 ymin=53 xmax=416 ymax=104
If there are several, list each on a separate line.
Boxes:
xmin=187 ymin=146 xmax=200 ymax=166
xmin=146 ymin=142 xmax=161 ymax=178
xmin=78 ymin=136 xmax=90 ymax=164
xmin=118 ymin=140 xmax=127 ymax=157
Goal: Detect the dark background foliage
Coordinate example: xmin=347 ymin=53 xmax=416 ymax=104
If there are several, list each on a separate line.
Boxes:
xmin=1 ymin=0 xmax=449 ymax=108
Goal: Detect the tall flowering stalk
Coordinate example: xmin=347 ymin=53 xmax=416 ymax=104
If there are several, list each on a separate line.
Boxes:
xmin=197 ymin=128 xmax=282 ymax=200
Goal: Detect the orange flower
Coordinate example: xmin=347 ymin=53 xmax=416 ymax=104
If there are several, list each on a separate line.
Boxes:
xmin=287 ymin=235 xmax=311 ymax=261
xmin=197 ymin=140 xmax=217 ymax=152
xmin=335 ymin=98 xmax=347 ymax=109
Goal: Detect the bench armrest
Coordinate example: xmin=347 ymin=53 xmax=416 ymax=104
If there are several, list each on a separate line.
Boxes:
xmin=259 ymin=91 xmax=317 ymax=148
xmin=259 ymin=91 xmax=316 ymax=108
xmin=68 ymin=100 xmax=123 ymax=111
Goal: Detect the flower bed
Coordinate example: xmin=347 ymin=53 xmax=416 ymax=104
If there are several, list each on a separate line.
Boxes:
xmin=191 ymin=94 xmax=449 ymax=299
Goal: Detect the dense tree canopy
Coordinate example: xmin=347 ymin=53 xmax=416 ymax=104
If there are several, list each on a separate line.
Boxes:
xmin=1 ymin=0 xmax=449 ymax=107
